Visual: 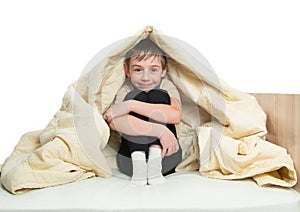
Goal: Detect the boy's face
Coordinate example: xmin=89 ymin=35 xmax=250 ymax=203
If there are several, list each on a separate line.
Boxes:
xmin=124 ymin=55 xmax=167 ymax=92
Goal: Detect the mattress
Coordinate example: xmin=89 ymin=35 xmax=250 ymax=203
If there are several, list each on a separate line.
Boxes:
xmin=1 ymin=170 xmax=299 ymax=212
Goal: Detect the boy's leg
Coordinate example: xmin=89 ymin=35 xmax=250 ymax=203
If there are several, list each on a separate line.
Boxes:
xmin=147 ymin=89 xmax=182 ymax=176
xmin=147 ymin=89 xmax=177 ymax=137
xmin=130 ymin=151 xmax=147 ymax=186
xmin=122 ymin=90 xmax=157 ymax=155
xmin=117 ymin=90 xmax=153 ymax=183
xmin=147 ymin=146 xmax=166 ymax=185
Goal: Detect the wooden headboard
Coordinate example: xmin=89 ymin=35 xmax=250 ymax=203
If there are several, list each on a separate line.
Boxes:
xmin=251 ymin=93 xmax=300 ymax=192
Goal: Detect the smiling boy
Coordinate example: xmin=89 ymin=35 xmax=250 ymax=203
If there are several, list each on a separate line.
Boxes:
xmin=105 ymin=37 xmax=182 ymax=186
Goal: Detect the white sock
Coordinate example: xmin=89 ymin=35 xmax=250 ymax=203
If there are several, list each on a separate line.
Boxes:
xmin=131 ymin=151 xmax=147 ymax=186
xmin=147 ymin=147 xmax=166 ymax=185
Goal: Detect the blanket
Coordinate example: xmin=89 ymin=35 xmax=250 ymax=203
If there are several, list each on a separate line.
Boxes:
xmin=0 ymin=26 xmax=297 ymax=194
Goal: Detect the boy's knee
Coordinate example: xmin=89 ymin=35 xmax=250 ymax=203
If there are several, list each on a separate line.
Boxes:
xmin=147 ymin=89 xmax=170 ymax=104
xmin=124 ymin=90 xmax=148 ymax=102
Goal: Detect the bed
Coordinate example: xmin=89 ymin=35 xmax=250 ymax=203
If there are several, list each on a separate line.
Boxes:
xmin=0 ymin=169 xmax=299 ymax=212
xmin=1 ymin=93 xmax=299 ymax=212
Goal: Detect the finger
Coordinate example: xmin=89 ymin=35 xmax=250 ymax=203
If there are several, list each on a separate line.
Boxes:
xmin=173 ymin=146 xmax=177 ymax=154
xmin=174 ymin=144 xmax=179 ymax=153
xmin=167 ymin=145 xmax=177 ymax=156
xmin=162 ymin=148 xmax=166 ymax=158
xmin=105 ymin=113 xmax=109 ymax=121
xmin=166 ymin=148 xmax=172 ymax=156
xmin=106 ymin=109 xmax=111 ymax=118
xmin=106 ymin=113 xmax=112 ymax=122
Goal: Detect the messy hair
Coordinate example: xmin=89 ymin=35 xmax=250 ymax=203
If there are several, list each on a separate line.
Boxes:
xmin=124 ymin=37 xmax=168 ymax=70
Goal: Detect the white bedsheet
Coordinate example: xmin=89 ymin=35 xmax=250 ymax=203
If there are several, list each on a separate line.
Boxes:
xmin=1 ymin=171 xmax=299 ymax=212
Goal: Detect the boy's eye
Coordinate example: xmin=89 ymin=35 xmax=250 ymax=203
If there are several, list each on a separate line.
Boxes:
xmin=151 ymin=68 xmax=158 ymax=72
xmin=133 ymin=68 xmax=142 ymax=72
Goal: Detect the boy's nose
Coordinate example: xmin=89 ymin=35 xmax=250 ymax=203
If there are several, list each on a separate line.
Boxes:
xmin=141 ymin=71 xmax=150 ymax=81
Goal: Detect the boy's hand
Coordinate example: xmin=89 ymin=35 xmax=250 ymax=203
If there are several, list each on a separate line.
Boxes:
xmin=159 ymin=127 xmax=179 ymax=158
xmin=105 ymin=100 xmax=132 ymax=122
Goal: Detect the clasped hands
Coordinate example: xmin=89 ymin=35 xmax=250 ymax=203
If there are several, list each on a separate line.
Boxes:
xmin=105 ymin=100 xmax=179 ymax=158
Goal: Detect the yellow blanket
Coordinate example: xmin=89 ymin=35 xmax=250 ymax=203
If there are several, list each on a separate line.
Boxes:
xmin=0 ymin=26 xmax=297 ymax=194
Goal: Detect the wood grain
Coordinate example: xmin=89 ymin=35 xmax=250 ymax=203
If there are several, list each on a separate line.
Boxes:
xmin=251 ymin=93 xmax=299 ymax=192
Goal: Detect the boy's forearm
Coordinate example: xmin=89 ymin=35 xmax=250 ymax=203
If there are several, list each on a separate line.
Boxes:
xmin=129 ymin=99 xmax=181 ymax=124
xmin=109 ymin=114 xmax=166 ymax=138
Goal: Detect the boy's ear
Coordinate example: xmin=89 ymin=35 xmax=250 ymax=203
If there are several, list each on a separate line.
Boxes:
xmin=161 ymin=64 xmax=168 ymax=77
xmin=123 ymin=63 xmax=130 ymax=77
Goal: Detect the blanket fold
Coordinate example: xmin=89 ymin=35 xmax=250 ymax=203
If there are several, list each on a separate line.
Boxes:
xmin=1 ymin=26 xmax=297 ymax=194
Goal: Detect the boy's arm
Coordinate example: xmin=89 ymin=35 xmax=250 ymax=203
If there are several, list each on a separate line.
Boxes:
xmin=109 ymin=114 xmax=163 ymax=137
xmin=108 ymin=114 xmax=179 ymax=157
xmin=106 ymin=97 xmax=181 ymax=124
xmin=130 ymin=97 xmax=181 ymax=124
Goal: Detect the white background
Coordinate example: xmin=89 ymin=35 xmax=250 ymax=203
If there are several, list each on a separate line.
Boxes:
xmin=0 ymin=0 xmax=299 ymax=163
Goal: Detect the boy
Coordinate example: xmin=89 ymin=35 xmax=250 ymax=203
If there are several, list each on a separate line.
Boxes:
xmin=105 ymin=37 xmax=182 ymax=186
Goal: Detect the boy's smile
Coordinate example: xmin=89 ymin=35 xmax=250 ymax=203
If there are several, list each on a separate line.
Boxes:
xmin=125 ymin=55 xmax=167 ymax=92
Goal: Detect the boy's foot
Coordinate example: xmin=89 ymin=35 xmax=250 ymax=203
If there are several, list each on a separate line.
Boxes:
xmin=147 ymin=147 xmax=166 ymax=185
xmin=131 ymin=151 xmax=147 ymax=186
xmin=147 ymin=174 xmax=166 ymax=185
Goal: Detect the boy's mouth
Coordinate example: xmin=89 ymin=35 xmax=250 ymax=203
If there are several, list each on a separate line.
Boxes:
xmin=138 ymin=83 xmax=155 ymax=91
xmin=139 ymin=83 xmax=152 ymax=88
